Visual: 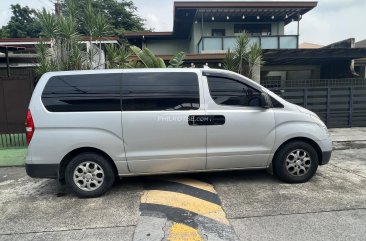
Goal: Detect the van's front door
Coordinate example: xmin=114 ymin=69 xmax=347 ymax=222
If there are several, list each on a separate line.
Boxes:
xmin=121 ymin=71 xmax=206 ymax=174
xmin=203 ymin=74 xmax=276 ymax=169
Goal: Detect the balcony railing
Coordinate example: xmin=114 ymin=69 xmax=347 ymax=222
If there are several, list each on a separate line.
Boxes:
xmin=197 ymin=35 xmax=298 ymax=53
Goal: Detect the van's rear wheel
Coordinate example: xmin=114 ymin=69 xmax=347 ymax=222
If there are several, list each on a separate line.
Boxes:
xmin=273 ymin=141 xmax=318 ymax=183
xmin=65 ymin=153 xmax=115 ymax=198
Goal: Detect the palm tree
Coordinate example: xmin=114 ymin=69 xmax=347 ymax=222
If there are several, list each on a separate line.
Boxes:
xmin=223 ymin=32 xmax=263 ymax=81
xmin=105 ymin=44 xmax=132 ymax=69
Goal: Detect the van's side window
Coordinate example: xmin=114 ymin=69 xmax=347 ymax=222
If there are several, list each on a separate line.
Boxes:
xmin=42 ymin=74 xmax=121 ymax=112
xmin=122 ymin=72 xmax=200 ymax=111
xmin=207 ymin=76 xmax=262 ymax=107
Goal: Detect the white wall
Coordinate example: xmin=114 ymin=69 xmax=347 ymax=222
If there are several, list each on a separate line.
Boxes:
xmin=145 ymin=40 xmax=189 ymax=55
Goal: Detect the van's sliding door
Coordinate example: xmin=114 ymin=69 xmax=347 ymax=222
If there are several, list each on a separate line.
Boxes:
xmin=121 ymin=71 xmax=206 ymax=174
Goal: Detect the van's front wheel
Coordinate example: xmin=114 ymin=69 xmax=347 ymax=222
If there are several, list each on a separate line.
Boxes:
xmin=65 ymin=153 xmax=115 ymax=198
xmin=273 ymin=141 xmax=319 ymax=183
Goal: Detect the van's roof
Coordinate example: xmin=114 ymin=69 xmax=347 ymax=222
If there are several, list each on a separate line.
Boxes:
xmin=42 ymin=68 xmax=240 ymax=76
xmin=41 ymin=68 xmax=261 ymax=89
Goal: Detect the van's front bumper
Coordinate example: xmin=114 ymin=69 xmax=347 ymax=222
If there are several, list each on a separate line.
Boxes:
xmin=25 ymin=164 xmax=59 ymax=179
xmin=321 ymin=151 xmax=332 ymax=165
xmin=317 ymin=138 xmax=333 ymax=165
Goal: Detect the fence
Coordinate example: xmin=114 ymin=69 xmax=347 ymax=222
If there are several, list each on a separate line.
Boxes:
xmin=0 ymin=133 xmax=27 ymax=149
xmin=0 ymin=68 xmax=34 ymax=148
xmin=262 ymin=78 xmax=366 ymax=128
xmin=0 ymin=68 xmax=34 ymax=134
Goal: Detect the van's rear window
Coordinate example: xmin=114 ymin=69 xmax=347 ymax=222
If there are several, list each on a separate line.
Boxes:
xmin=41 ymin=74 xmax=121 ymax=112
xmin=121 ymin=72 xmax=200 ymax=111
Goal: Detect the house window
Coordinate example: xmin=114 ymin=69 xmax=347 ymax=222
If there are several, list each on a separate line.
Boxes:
xmin=234 ymin=24 xmax=271 ymax=36
xmin=212 ymin=29 xmax=226 ymax=37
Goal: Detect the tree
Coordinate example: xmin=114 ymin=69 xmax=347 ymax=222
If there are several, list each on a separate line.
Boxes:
xmin=35 ymin=6 xmax=83 ymax=76
xmin=223 ymin=32 xmax=263 ymax=80
xmin=63 ymin=0 xmax=146 ymax=35
xmin=0 ymin=4 xmax=42 ymax=38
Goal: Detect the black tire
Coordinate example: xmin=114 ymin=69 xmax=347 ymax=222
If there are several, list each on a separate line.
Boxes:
xmin=65 ymin=152 xmax=115 ymax=198
xmin=273 ymin=141 xmax=319 ymax=183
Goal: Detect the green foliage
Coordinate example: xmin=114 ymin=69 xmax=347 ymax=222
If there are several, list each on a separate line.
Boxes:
xmin=223 ymin=32 xmax=263 ymax=79
xmin=63 ymin=0 xmax=146 ymax=36
xmin=234 ymin=32 xmax=250 ymax=75
xmin=106 ymin=45 xmax=186 ymax=69
xmin=246 ymin=43 xmax=263 ymax=79
xmin=35 ymin=0 xmax=116 ymax=74
xmin=168 ymin=52 xmax=186 ymax=68
xmin=223 ymin=49 xmax=237 ymax=72
xmin=0 ymin=28 xmax=9 ymax=38
xmin=105 ymin=44 xmax=132 ymax=69
xmin=0 ymin=4 xmax=42 ymax=38
xmin=37 ymin=9 xmax=58 ymax=38
xmin=130 ymin=46 xmax=166 ymax=68
xmin=34 ymin=41 xmax=57 ymax=76
xmin=1 ymin=0 xmax=145 ymax=38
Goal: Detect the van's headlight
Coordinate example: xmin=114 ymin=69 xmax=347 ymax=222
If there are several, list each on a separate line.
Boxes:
xmin=310 ymin=114 xmax=329 ymax=136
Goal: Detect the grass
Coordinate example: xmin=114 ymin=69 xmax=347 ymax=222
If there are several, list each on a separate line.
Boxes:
xmin=0 ymin=148 xmax=27 ymax=167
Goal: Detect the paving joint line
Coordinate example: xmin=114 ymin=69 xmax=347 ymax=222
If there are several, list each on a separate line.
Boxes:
xmin=227 ymin=207 xmax=366 ymax=220
xmin=0 ymin=224 xmax=137 ymax=236
xmin=328 ymin=163 xmax=366 ymax=179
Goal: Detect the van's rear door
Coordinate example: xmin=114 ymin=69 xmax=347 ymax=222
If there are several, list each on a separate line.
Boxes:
xmin=121 ymin=71 xmax=207 ymax=174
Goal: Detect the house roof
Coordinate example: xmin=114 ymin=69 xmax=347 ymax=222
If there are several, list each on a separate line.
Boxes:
xmin=0 ymin=36 xmax=120 ymax=45
xmin=152 ymin=48 xmax=366 ymax=66
xmin=174 ymin=1 xmax=317 ymax=8
xmin=125 ymin=1 xmax=317 ymax=40
xmin=299 ymin=42 xmax=324 ymax=49
xmin=263 ymin=48 xmax=366 ymax=65
xmin=355 ymin=39 xmax=366 ymax=48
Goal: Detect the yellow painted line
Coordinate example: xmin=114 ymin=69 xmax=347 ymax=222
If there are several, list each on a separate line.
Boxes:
xmin=141 ymin=190 xmax=229 ymax=225
xmin=168 ymin=223 xmax=203 ymax=241
xmin=160 ymin=177 xmax=217 ymax=194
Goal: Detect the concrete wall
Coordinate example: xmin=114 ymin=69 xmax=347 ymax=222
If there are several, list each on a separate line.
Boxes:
xmin=145 ymin=40 xmax=190 ymax=55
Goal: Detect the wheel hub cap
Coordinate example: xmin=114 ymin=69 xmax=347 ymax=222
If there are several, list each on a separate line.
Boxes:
xmin=285 ymin=149 xmax=311 ymax=176
xmin=73 ymin=161 xmax=104 ymax=191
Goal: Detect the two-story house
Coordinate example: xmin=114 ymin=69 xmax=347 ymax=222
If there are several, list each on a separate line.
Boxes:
xmin=124 ymin=1 xmax=366 ymax=83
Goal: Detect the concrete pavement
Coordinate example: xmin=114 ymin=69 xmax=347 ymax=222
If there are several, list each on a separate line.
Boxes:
xmin=1 ymin=128 xmax=366 ymax=240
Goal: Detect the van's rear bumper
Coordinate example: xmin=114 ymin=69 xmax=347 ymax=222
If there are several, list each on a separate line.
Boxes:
xmin=25 ymin=164 xmax=58 ymax=179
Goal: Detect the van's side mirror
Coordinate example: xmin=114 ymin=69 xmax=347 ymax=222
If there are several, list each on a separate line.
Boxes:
xmin=260 ymin=93 xmax=271 ymax=109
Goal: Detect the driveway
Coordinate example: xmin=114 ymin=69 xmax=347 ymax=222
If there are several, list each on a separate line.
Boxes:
xmin=0 ymin=141 xmax=366 ymax=240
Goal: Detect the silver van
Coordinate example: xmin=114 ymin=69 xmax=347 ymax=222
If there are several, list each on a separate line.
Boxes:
xmin=25 ymin=69 xmax=332 ymax=198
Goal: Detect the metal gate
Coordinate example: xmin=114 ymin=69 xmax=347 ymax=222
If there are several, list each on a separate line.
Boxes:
xmin=262 ymin=78 xmax=366 ymax=128
xmin=0 ymin=68 xmax=34 ymax=134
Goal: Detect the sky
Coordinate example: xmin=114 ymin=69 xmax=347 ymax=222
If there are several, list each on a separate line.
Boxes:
xmin=0 ymin=0 xmax=365 ymax=45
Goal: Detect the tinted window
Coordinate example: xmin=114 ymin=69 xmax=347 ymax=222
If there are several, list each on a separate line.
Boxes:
xmin=122 ymin=72 xmax=200 ymax=111
xmin=42 ymin=74 xmax=121 ymax=112
xmin=207 ymin=76 xmax=262 ymax=107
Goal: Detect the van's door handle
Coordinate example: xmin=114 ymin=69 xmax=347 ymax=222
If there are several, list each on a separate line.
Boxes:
xmin=188 ymin=115 xmax=225 ymax=126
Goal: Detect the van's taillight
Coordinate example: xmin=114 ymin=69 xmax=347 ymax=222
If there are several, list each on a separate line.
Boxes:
xmin=25 ymin=109 xmax=35 ymax=144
